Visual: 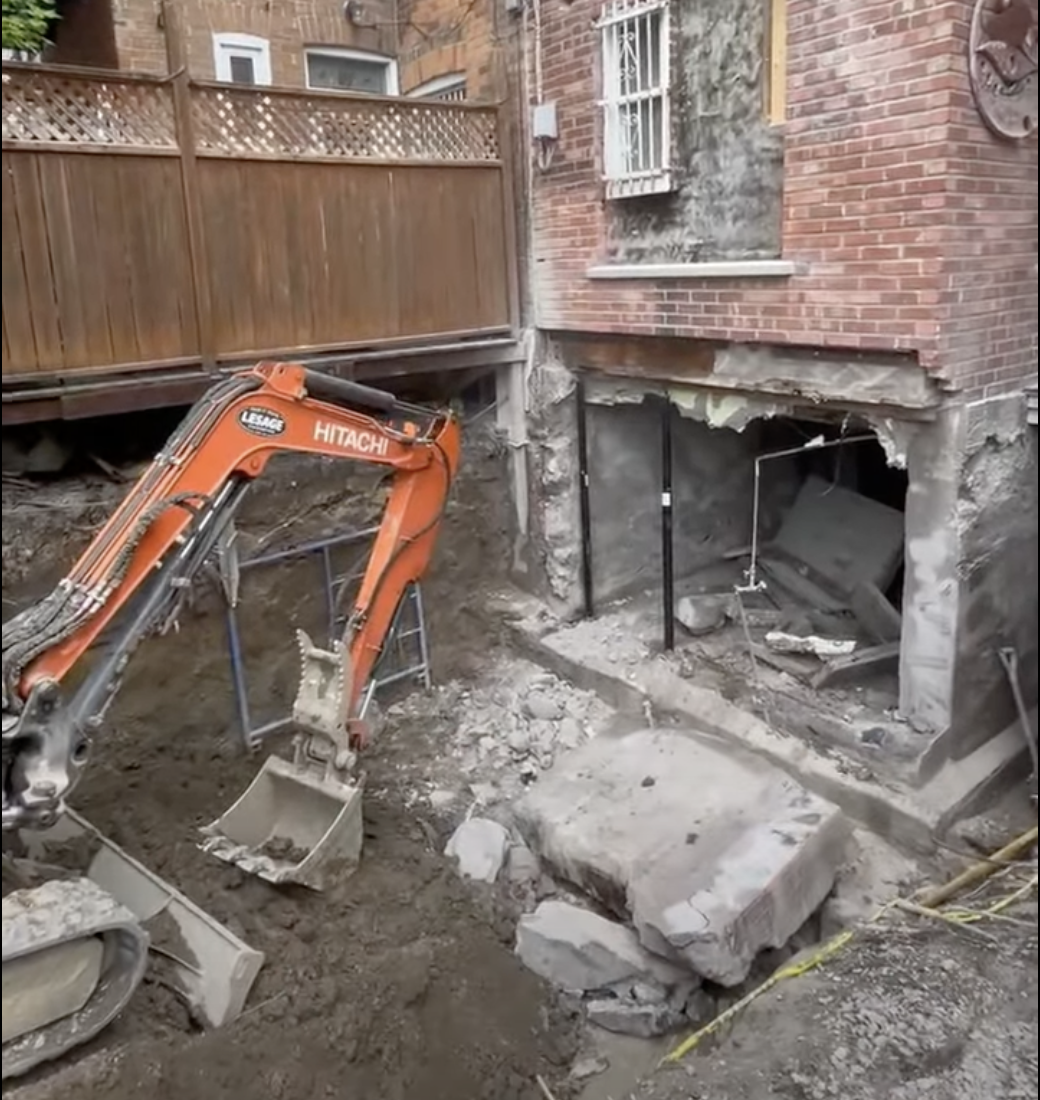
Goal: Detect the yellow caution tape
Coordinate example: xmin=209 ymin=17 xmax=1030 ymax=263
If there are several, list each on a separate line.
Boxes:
xmin=664 ymin=855 xmax=1037 ymax=1067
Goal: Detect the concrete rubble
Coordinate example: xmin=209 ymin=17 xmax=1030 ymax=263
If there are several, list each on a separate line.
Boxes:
xmin=382 ymin=655 xmax=615 ymax=812
xmin=444 ymin=818 xmax=510 ymax=883
xmin=514 ymin=729 xmax=852 ymax=992
xmin=516 ymin=900 xmax=691 ymax=996
xmin=516 ymin=899 xmax=705 ymax=1037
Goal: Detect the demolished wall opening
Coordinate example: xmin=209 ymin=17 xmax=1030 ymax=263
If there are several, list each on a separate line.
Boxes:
xmin=579 ymin=386 xmax=920 ymax=768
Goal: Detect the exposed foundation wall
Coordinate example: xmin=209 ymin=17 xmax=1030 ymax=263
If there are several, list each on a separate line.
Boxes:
xmin=583 ymin=398 xmax=803 ymax=603
xmin=900 ymin=394 xmax=1038 ymax=761
xmin=948 ymin=397 xmax=1038 ymax=759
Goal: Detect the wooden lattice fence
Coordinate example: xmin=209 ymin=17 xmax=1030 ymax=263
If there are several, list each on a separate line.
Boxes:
xmin=2 ymin=63 xmax=516 ymax=389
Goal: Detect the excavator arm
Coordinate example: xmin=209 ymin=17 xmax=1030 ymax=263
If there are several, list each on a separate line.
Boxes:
xmin=1 ymin=360 xmax=460 ymax=834
xmin=2 ymin=361 xmax=461 ymax=1079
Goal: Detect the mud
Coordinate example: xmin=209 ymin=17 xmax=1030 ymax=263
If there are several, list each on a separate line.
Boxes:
xmin=5 ymin=429 xmax=582 ymax=1100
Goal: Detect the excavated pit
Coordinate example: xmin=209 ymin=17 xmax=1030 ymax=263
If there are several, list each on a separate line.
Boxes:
xmin=3 ymin=425 xmax=581 ymax=1100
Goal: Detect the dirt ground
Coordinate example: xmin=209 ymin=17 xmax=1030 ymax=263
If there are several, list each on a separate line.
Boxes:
xmin=4 ymin=418 xmax=1038 ymax=1100
xmin=4 ymin=429 xmax=582 ymax=1100
xmin=638 ymin=906 xmax=1038 ymax=1100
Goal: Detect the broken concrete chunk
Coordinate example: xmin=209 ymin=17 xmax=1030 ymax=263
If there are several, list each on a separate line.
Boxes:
xmin=515 ymin=900 xmax=690 ymax=997
xmin=524 ymin=692 xmax=565 ymax=722
xmin=675 ymin=594 xmax=731 ymax=636
xmin=765 ymin=632 xmax=857 ymax=659
xmin=570 ymin=1055 xmax=610 ymax=1082
xmin=505 ymin=843 xmax=541 ymax=886
xmin=585 ymin=979 xmax=705 ymax=1038
xmin=444 ymin=818 xmax=510 ymax=884
xmin=772 ymin=475 xmax=904 ymax=597
xmin=629 ymin=787 xmax=852 ymax=987
xmin=514 ymin=729 xmax=778 ymax=915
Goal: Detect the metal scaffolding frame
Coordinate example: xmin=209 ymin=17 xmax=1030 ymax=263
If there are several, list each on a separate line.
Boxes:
xmin=223 ymin=527 xmax=431 ymax=748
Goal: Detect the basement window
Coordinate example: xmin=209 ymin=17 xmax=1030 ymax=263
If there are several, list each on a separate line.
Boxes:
xmin=598 ymin=0 xmax=673 ymax=200
xmin=212 ymin=33 xmax=272 ymax=85
xmin=305 ymin=47 xmax=399 ymax=96
xmin=407 ymin=72 xmax=467 ymax=101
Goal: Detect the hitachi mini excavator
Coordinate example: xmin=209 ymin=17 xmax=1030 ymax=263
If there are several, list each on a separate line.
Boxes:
xmin=1 ymin=362 xmax=460 ymax=1078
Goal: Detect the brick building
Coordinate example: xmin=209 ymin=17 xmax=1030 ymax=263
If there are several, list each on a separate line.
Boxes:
xmin=395 ymin=0 xmax=508 ymax=100
xmin=483 ymin=0 xmax=1038 ymax=785
xmin=46 ymin=0 xmax=401 ymax=90
xmin=43 ymin=0 xmax=511 ymax=99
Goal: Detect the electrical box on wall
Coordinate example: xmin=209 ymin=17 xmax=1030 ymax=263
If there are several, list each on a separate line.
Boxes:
xmin=504 ymin=0 xmax=523 ymax=13
xmin=532 ymin=101 xmax=558 ymax=141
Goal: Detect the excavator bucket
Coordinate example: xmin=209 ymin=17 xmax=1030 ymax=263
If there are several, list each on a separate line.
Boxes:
xmin=4 ymin=810 xmax=263 ymax=1080
xmin=200 ymin=631 xmax=364 ymax=891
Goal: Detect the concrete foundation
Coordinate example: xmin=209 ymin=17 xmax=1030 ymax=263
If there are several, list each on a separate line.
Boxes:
xmin=524 ymin=355 xmax=1037 ymax=779
xmin=901 ymin=396 xmax=1038 ymax=762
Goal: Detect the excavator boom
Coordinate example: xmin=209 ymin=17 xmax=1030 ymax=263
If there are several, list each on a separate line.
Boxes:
xmin=1 ymin=362 xmax=460 ymax=1079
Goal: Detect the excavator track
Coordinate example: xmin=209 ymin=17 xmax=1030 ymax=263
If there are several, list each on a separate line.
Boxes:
xmin=2 ymin=876 xmax=149 ymax=1080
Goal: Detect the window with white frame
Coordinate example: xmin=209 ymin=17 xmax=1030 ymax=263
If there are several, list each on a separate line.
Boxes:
xmin=598 ymin=0 xmax=672 ymax=199
xmin=406 ymin=72 xmax=467 ymax=102
xmin=212 ymin=33 xmax=272 ymax=85
xmin=305 ymin=47 xmax=399 ymax=96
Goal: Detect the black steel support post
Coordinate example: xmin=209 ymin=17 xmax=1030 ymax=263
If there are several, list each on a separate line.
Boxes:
xmin=660 ymin=398 xmax=675 ymax=651
xmin=576 ymin=377 xmax=595 ymax=619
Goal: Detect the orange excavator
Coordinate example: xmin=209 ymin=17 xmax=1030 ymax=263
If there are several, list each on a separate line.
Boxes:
xmin=1 ymin=361 xmax=460 ymax=1078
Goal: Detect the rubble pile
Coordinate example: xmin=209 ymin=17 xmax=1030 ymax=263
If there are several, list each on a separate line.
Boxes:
xmin=444 ymin=727 xmax=853 ymax=1040
xmin=381 ymin=655 xmax=616 ymax=812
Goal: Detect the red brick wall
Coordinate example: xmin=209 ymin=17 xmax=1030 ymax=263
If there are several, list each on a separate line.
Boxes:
xmin=396 ymin=0 xmax=506 ymax=100
xmin=112 ymin=0 xmax=396 ymax=85
xmin=531 ymin=0 xmax=1037 ymax=391
xmin=938 ymin=5 xmax=1037 ymax=398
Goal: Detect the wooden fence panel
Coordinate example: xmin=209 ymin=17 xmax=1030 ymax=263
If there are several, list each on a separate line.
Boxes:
xmin=2 ymin=64 xmax=515 ymax=387
xmin=2 ymin=149 xmax=199 ymax=375
xmin=197 ymin=159 xmax=510 ymax=357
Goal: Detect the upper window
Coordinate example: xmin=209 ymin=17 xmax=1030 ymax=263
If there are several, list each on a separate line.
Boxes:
xmin=213 ymin=33 xmax=272 ymax=86
xmin=305 ymin=47 xmax=399 ymax=96
xmin=598 ymin=0 xmax=672 ymax=200
xmin=407 ymin=73 xmax=467 ymax=102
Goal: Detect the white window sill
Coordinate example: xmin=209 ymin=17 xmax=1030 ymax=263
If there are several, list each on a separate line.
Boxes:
xmin=586 ymin=260 xmax=800 ymax=279
xmin=604 ymin=172 xmax=674 ymax=200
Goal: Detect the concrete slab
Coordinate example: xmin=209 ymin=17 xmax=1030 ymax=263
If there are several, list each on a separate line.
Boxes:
xmin=515 ymin=730 xmax=851 ymax=985
xmin=628 ymin=782 xmax=851 ymax=985
xmin=514 ymin=729 xmax=777 ymax=916
xmin=498 ymin=590 xmax=1031 ymax=854
xmin=772 ymin=475 xmax=904 ymax=597
xmin=515 ymin=900 xmax=690 ymax=996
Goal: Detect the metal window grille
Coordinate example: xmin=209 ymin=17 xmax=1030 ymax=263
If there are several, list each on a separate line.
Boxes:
xmin=598 ymin=0 xmax=672 ymax=200
xmin=408 ymin=75 xmax=467 ymax=102
xmin=433 ymin=82 xmax=467 ymax=102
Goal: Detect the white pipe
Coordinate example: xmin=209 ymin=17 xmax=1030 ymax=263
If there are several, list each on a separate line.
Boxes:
xmin=743 ymin=433 xmax=877 ymax=591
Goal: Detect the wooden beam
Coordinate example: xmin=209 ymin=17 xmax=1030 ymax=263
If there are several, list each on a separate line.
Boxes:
xmin=766 ymin=0 xmax=788 ymax=126
xmin=556 ymin=332 xmax=716 ymax=380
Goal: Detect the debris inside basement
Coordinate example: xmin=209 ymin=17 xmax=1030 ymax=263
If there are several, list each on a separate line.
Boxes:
xmin=2 ymin=414 xmax=1036 ymax=1100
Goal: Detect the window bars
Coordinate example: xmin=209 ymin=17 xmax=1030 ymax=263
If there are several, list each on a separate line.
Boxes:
xmin=598 ymin=0 xmax=672 ymax=200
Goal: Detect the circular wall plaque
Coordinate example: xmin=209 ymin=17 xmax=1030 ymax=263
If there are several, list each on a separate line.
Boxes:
xmin=968 ymin=0 xmax=1038 ymax=141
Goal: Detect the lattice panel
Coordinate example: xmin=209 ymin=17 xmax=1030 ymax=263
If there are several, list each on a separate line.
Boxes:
xmin=191 ymin=86 xmax=500 ymax=162
xmin=2 ymin=67 xmax=176 ymax=147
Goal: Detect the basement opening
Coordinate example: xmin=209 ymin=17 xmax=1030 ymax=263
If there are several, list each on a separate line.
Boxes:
xmin=578 ymin=387 xmax=920 ymax=770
